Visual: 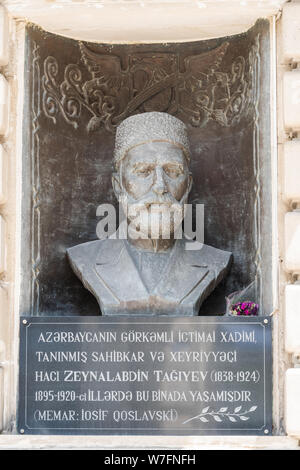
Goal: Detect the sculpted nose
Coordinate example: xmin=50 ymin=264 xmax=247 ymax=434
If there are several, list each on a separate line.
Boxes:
xmin=152 ymin=167 xmax=167 ymax=195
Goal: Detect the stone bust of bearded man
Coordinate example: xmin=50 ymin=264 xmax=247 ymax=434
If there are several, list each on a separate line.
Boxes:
xmin=67 ymin=112 xmax=232 ymax=316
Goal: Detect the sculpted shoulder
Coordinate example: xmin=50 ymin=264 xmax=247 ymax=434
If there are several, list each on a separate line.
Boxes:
xmin=67 ymin=239 xmax=124 ymax=274
xmin=183 ymin=241 xmax=232 ymax=272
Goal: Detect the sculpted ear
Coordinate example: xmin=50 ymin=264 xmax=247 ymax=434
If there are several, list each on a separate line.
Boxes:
xmin=112 ymin=172 xmax=122 ymax=200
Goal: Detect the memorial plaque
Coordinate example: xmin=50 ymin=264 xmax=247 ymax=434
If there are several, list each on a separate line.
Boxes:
xmin=18 ymin=316 xmax=272 ymax=435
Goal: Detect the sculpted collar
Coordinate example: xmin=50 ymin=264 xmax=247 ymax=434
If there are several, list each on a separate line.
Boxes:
xmin=94 ymin=238 xmax=209 ymax=303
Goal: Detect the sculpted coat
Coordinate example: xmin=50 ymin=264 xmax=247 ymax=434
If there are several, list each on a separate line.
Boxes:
xmin=67 ymin=238 xmax=232 ymax=316
xmin=67 ymin=112 xmax=232 ymax=316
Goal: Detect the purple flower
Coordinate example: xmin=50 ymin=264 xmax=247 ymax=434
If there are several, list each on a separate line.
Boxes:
xmin=230 ymin=301 xmax=259 ymax=316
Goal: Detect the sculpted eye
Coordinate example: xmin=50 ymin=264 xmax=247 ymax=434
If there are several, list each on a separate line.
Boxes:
xmin=164 ymin=165 xmax=183 ymax=179
xmin=134 ymin=165 xmax=153 ymax=177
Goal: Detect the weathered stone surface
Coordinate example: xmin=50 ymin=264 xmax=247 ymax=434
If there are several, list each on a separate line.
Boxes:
xmin=4 ymin=0 xmax=283 ymax=43
xmin=285 ymin=283 xmax=300 ymax=353
xmin=284 ymin=211 xmax=300 ymax=273
xmin=0 ymin=6 xmax=8 ymax=67
xmin=283 ymin=71 xmax=300 ymax=131
xmin=0 ymin=145 xmax=7 ymax=204
xmin=0 ymin=435 xmax=298 ymax=450
xmin=283 ymin=140 xmax=300 ymax=203
xmin=0 ymin=75 xmax=8 ymax=137
xmin=281 ymin=3 xmax=300 ymax=63
xmin=285 ymin=368 xmax=300 ymax=437
xmin=0 ymin=214 xmax=5 ymax=274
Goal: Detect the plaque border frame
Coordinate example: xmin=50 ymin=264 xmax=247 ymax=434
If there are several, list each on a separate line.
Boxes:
xmin=18 ymin=316 xmax=272 ymax=436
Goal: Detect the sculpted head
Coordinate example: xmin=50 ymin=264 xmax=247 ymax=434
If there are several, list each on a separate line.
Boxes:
xmin=112 ymin=112 xmax=192 ymax=242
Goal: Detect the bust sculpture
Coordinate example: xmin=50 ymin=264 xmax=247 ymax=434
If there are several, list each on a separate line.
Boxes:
xmin=67 ymin=112 xmax=232 ymax=316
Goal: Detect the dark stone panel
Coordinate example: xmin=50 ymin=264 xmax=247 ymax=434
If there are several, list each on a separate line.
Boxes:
xmin=18 ymin=316 xmax=273 ymax=435
xmin=22 ymin=20 xmax=270 ymax=316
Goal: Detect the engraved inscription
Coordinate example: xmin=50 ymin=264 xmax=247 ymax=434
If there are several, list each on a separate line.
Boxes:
xmin=18 ymin=317 xmax=272 ymax=435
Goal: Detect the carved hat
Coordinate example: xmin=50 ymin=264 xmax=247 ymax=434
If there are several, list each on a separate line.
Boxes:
xmin=114 ymin=112 xmax=190 ymax=168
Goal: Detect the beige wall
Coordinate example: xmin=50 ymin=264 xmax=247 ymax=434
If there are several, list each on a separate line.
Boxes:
xmin=0 ymin=5 xmax=23 ymax=435
xmin=3 ymin=0 xmax=286 ymax=43
xmin=277 ymin=2 xmax=300 ymax=438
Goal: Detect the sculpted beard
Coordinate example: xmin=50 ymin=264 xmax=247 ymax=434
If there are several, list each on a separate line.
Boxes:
xmin=119 ymin=186 xmax=190 ymax=240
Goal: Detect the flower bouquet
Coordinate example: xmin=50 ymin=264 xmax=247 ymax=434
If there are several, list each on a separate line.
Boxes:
xmin=225 ymin=280 xmax=259 ymax=316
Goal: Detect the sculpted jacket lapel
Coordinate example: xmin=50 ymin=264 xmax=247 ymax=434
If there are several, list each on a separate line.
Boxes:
xmin=154 ymin=240 xmax=209 ymax=303
xmin=94 ymin=239 xmax=149 ymax=302
xmin=95 ymin=239 xmax=209 ymax=305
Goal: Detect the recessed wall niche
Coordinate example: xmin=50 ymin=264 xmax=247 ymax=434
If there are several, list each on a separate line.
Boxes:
xmin=21 ymin=20 xmax=272 ymax=317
